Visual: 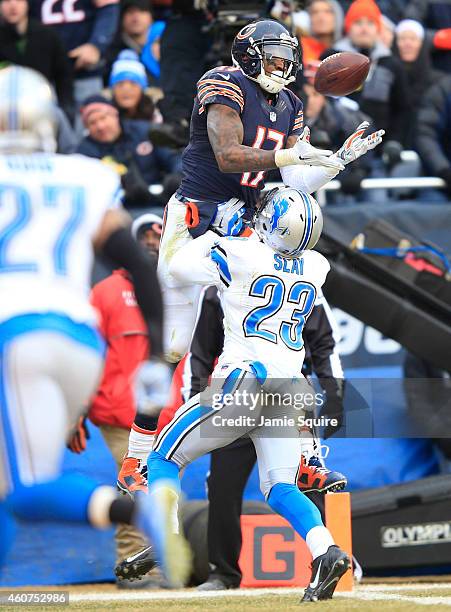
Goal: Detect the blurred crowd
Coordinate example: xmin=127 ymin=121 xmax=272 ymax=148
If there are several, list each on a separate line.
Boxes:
xmin=2 ymin=0 xmax=451 ymax=208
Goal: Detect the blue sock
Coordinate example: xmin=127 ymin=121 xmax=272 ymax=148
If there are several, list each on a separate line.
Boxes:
xmin=267 ymin=483 xmax=323 ymax=540
xmin=147 ymin=450 xmax=180 ymax=491
xmin=0 ymin=502 xmax=16 ymax=569
xmin=6 ymin=474 xmax=99 ymax=523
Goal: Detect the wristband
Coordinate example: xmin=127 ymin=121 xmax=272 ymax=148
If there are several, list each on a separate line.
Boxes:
xmin=275 ymin=148 xmax=298 ymax=168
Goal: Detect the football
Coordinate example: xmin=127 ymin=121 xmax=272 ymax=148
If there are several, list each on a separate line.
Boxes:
xmin=314 ymin=52 xmax=370 ymax=97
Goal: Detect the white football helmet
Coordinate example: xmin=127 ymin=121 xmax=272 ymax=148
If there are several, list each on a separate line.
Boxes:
xmin=0 ymin=66 xmax=57 ymax=153
xmin=254 ymin=187 xmax=323 ymax=258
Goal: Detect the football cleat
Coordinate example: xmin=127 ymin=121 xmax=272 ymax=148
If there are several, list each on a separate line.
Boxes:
xmin=297 ymin=455 xmax=347 ymax=494
xmin=302 ymin=545 xmax=350 ymax=602
xmin=115 ymin=545 xmax=157 ymax=582
xmin=117 ymin=457 xmax=148 ymax=497
xmin=134 ymin=483 xmax=192 ymax=588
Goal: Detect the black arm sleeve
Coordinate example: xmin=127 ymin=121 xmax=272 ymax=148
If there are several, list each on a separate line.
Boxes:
xmin=189 ymin=286 xmax=224 ymax=398
xmin=102 ymin=226 xmax=164 ymax=358
xmin=303 ymin=303 xmax=343 ymax=401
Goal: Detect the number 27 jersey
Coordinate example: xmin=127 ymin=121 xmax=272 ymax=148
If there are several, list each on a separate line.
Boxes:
xmin=179 ymin=66 xmax=304 ymax=209
xmin=0 ymin=153 xmax=120 ymax=324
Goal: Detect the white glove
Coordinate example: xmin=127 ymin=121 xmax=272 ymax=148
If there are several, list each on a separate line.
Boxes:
xmin=335 ymin=121 xmax=385 ymax=166
xmin=275 ymin=127 xmax=345 ymax=171
xmin=135 ymin=358 xmax=172 ymax=417
xmin=211 ymin=197 xmax=246 ymax=236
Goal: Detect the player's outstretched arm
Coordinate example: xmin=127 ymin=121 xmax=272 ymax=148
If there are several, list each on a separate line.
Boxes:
xmin=207 ymin=105 xmax=343 ymax=173
xmin=169 ymin=230 xmax=220 ymax=287
xmin=335 ymin=121 xmax=385 ymax=166
xmin=280 ymin=123 xmax=384 ymax=194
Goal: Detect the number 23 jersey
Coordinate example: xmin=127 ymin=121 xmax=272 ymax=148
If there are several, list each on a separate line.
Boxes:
xmin=214 ymin=235 xmax=329 ymax=377
xmin=179 ymin=66 xmax=304 ymax=209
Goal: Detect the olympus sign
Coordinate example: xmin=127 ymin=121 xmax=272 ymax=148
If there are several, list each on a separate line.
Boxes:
xmin=381 ymin=521 xmax=451 ymax=548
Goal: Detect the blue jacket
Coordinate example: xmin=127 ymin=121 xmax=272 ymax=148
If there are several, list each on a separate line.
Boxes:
xmin=77 ymin=119 xmax=181 ymax=184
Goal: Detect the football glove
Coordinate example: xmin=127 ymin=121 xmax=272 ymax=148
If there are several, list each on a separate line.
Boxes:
xmin=335 ymin=121 xmax=385 ymax=166
xmin=211 ymin=197 xmax=246 ymax=236
xmin=135 ymin=357 xmax=172 ymax=417
xmin=275 ymin=126 xmax=345 ymax=171
xmin=67 ymin=416 xmax=90 ymax=454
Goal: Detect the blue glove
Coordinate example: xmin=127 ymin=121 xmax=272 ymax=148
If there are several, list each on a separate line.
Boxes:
xmin=211 ymin=198 xmax=246 ymax=236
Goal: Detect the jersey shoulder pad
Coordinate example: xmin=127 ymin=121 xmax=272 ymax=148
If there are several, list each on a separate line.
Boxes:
xmin=282 ymin=89 xmax=304 ymax=134
xmin=197 ymin=67 xmax=245 ymax=114
xmin=198 ymin=66 xmax=244 ymax=86
xmin=303 ymin=250 xmax=330 ymax=285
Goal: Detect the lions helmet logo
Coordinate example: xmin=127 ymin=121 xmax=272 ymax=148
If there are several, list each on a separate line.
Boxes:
xmin=269 ymin=197 xmax=290 ymax=236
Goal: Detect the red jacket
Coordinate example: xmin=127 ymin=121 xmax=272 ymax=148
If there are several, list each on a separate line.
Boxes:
xmin=89 ymin=270 xmax=149 ymax=429
xmin=156 ymin=355 xmax=187 ymax=435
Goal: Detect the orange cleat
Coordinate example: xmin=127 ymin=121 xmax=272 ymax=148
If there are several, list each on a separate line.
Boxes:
xmin=297 ymin=455 xmax=347 ymax=494
xmin=117 ymin=457 xmax=148 ymax=497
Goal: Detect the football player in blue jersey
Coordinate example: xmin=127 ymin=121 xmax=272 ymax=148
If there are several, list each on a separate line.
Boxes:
xmin=158 ymin=18 xmax=384 ymax=363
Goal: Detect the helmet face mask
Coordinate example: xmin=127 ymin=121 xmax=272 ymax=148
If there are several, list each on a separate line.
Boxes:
xmin=232 ymin=20 xmax=301 ymax=94
xmin=254 ymin=187 xmax=323 ymax=258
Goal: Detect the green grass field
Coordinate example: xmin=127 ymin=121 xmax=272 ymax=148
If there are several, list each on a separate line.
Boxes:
xmin=4 ymin=583 xmax=451 ymax=612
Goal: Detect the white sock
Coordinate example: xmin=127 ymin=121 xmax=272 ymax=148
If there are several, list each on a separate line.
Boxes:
xmin=87 ymin=486 xmax=117 ymax=529
xmin=127 ymin=426 xmax=155 ymax=462
xmin=306 ymin=525 xmax=335 ymax=560
xmin=300 ymin=434 xmax=315 ymax=462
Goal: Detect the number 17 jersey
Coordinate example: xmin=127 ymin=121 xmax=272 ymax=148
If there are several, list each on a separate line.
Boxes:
xmin=179 ymin=66 xmax=304 ymax=209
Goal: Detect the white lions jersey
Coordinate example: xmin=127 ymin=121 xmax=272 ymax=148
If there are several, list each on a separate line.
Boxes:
xmin=170 ymin=231 xmax=330 ymax=378
xmin=0 ymin=153 xmax=121 ymax=324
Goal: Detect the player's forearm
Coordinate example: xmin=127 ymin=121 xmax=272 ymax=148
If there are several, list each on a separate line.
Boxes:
xmin=169 ymin=231 xmax=219 ymax=286
xmin=280 ymin=164 xmax=340 ymax=194
xmin=215 ymin=145 xmax=277 ymax=173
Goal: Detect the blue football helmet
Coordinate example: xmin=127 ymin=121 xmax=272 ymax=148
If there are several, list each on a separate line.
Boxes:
xmin=231 ymin=19 xmax=301 ymax=94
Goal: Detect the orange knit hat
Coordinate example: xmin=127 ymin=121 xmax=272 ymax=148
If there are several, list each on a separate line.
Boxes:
xmin=344 ymin=0 xmax=382 ymax=33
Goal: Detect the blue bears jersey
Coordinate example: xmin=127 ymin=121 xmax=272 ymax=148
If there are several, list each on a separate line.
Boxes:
xmin=178 ymin=66 xmax=304 ymax=210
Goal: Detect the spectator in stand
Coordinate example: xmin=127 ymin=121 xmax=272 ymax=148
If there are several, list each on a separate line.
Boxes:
xmin=77 ymin=95 xmax=181 ymax=210
xmin=302 ymin=0 xmax=344 ymax=64
xmin=0 ymin=0 xmax=74 ymax=119
xmin=416 ymin=75 xmax=451 ymax=198
xmin=108 ymin=50 xmax=162 ymax=122
xmin=380 ymin=14 xmax=395 ymax=49
xmin=328 ymin=0 xmax=410 ymax=169
xmin=30 ymin=0 xmax=119 ymax=112
xmin=404 ymin=0 xmax=451 ymax=72
xmin=394 ymin=19 xmax=444 ymax=149
xmin=104 ymin=0 xmax=165 ymax=87
xmin=338 ymin=0 xmax=407 ymax=23
xmin=69 ymin=214 xmax=164 ymax=589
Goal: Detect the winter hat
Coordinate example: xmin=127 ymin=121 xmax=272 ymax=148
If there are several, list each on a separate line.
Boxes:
xmin=395 ymin=19 xmax=425 ymax=40
xmin=109 ymin=50 xmax=148 ymax=89
xmin=344 ymin=0 xmax=382 ymax=33
xmin=132 ymin=213 xmax=163 ymax=239
xmin=80 ymin=94 xmax=118 ymax=127
xmin=121 ymin=0 xmax=152 ymax=15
